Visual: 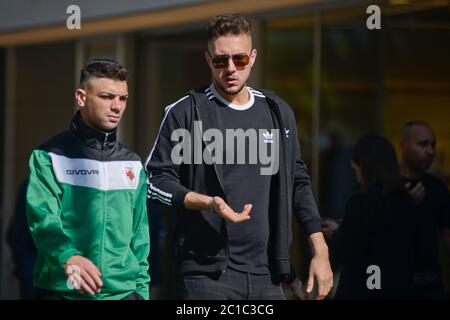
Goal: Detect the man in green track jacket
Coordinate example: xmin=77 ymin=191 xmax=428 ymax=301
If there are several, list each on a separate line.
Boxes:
xmin=26 ymin=58 xmax=150 ymax=300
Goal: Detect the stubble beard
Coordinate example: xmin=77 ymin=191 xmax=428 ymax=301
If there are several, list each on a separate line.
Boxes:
xmin=214 ymin=80 xmax=246 ymax=98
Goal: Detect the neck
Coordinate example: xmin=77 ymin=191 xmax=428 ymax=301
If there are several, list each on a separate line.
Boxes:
xmin=400 ymin=161 xmax=424 ymax=180
xmin=71 ymin=111 xmax=117 ymax=149
xmin=79 ymin=111 xmax=112 ymax=134
xmin=213 ymin=82 xmax=249 ymax=105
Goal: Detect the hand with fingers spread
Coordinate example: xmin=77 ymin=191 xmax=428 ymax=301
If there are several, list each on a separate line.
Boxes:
xmin=64 ymin=255 xmax=103 ymax=296
xmin=183 ymin=192 xmax=251 ymax=223
xmin=209 ymin=196 xmax=252 ymax=223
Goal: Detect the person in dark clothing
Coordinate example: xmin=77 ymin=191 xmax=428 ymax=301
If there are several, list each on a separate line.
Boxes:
xmin=399 ymin=121 xmax=450 ymax=299
xmin=323 ymin=135 xmax=415 ymax=299
xmin=6 ymin=179 xmax=38 ymax=300
xmin=145 ymin=13 xmax=332 ymax=300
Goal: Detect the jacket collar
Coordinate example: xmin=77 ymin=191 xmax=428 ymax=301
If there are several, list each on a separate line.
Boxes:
xmin=69 ymin=111 xmax=117 ymax=150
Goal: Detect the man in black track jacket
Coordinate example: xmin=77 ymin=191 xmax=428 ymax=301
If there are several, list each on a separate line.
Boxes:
xmin=145 ymin=14 xmax=332 ymax=300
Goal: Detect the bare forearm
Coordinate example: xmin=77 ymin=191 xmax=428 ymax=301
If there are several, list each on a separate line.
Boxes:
xmin=308 ymin=232 xmax=329 ymax=257
xmin=184 ymin=191 xmax=212 ymax=211
xmin=306 ymin=232 xmax=333 ymax=299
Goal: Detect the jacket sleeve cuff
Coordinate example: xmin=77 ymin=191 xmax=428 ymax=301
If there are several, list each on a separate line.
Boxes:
xmin=172 ymin=185 xmax=192 ymax=209
xmin=273 ymin=258 xmax=292 ymax=282
xmin=302 ymin=219 xmax=323 ymax=237
xmin=58 ymin=248 xmax=82 ymax=267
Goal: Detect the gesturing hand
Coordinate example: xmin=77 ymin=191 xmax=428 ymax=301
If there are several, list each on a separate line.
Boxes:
xmin=209 ymin=196 xmax=252 ymax=223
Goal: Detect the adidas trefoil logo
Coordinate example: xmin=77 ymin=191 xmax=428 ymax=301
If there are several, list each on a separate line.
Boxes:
xmin=284 ymin=128 xmax=290 ymax=138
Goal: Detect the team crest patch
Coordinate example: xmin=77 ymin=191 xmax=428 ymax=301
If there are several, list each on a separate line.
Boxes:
xmin=124 ymin=163 xmax=136 ymax=187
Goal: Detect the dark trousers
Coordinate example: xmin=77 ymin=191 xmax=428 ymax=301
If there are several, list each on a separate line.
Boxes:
xmin=177 ymin=266 xmax=285 ymax=300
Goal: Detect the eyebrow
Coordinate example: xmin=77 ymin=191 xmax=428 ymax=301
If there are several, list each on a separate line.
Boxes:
xmin=216 ymin=52 xmax=247 ymax=55
xmin=98 ymin=91 xmax=128 ymax=97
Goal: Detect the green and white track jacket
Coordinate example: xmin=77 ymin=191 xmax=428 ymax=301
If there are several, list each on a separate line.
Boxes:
xmin=26 ymin=112 xmax=150 ymax=300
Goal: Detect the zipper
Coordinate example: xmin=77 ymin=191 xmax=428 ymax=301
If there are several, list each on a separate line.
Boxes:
xmin=193 ymin=103 xmax=229 ymax=268
xmin=103 ymin=132 xmax=109 ymax=153
xmin=268 ymin=98 xmax=291 ymax=261
xmin=99 ymin=131 xmax=109 ymax=284
xmin=194 ymin=107 xmax=227 ymax=197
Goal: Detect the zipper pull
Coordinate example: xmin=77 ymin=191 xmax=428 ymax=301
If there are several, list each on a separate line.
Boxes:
xmin=103 ymin=132 xmax=109 ymax=147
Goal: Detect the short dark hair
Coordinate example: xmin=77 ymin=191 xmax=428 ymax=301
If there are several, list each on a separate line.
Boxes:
xmin=400 ymin=121 xmax=433 ymax=143
xmin=207 ymin=13 xmax=252 ymax=43
xmin=352 ymin=135 xmax=404 ymax=195
xmin=79 ymin=58 xmax=128 ymax=87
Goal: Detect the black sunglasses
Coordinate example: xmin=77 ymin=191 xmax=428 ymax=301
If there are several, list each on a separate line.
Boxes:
xmin=208 ymin=51 xmax=251 ymax=69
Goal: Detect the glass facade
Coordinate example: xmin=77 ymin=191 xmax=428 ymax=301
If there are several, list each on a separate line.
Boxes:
xmin=264 ymin=3 xmax=450 ymax=288
xmin=265 ymin=3 xmax=450 ymax=218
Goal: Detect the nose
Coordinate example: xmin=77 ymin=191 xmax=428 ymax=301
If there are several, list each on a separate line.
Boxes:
xmin=226 ymin=57 xmax=237 ymax=73
xmin=111 ymin=97 xmax=124 ymax=113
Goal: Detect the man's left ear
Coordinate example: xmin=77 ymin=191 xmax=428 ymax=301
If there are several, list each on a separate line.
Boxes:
xmin=250 ymin=48 xmax=257 ymax=67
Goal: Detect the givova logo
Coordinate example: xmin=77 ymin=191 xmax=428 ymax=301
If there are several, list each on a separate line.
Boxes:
xmin=66 ymin=169 xmax=99 ymax=175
